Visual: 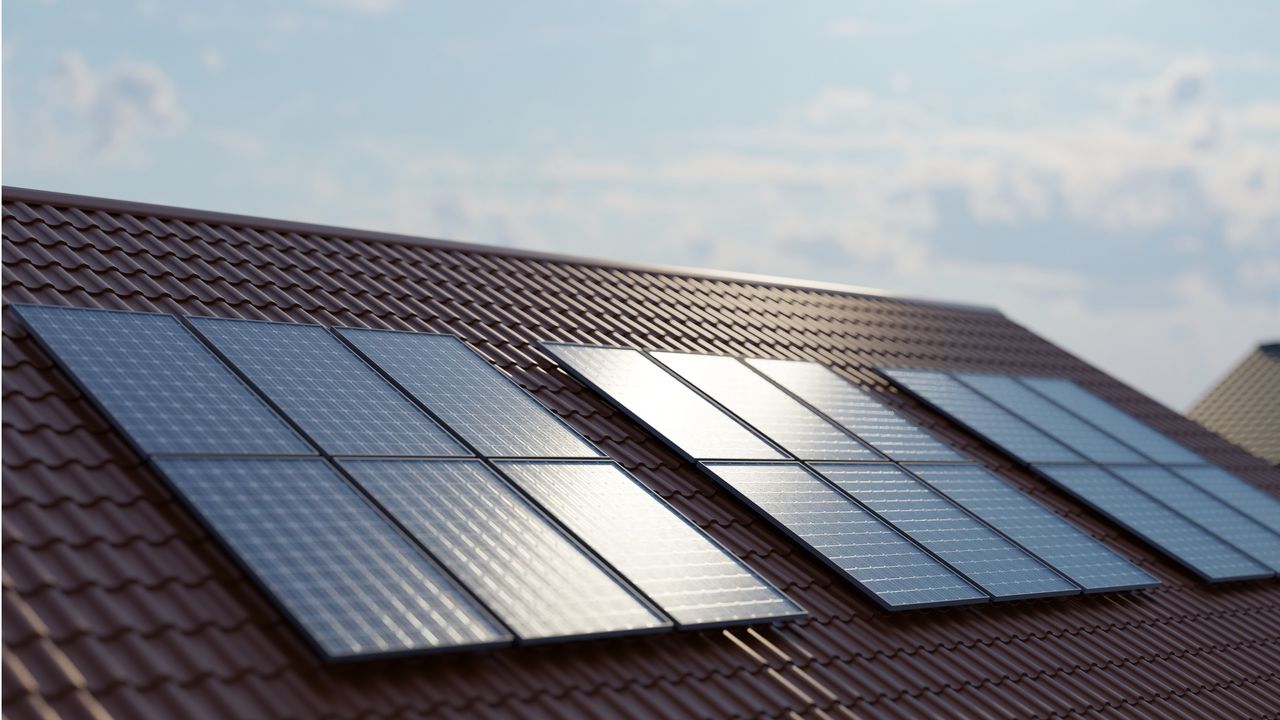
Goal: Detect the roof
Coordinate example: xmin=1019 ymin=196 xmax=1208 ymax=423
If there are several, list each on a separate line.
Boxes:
xmin=5 ymin=185 xmax=1280 ymax=719
xmin=1190 ymin=343 xmax=1280 ymax=466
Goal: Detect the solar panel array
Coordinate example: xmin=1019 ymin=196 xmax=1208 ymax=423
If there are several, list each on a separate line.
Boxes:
xmin=547 ymin=344 xmax=1159 ymax=609
xmin=883 ymin=367 xmax=1280 ymax=583
xmin=17 ymin=306 xmax=804 ymax=660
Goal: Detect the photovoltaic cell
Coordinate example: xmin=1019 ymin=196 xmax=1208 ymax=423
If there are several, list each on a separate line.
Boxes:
xmin=188 ymin=318 xmax=467 ymax=457
xmin=1034 ymin=464 xmax=1270 ymax=582
xmin=1108 ymin=465 xmax=1280 ymax=574
xmin=496 ymin=461 xmax=804 ymax=627
xmin=337 ymin=328 xmax=601 ymax=458
xmin=702 ymin=463 xmax=987 ymax=610
xmin=906 ymin=464 xmax=1158 ymax=592
xmin=957 ymin=373 xmax=1145 ymax=464
xmin=653 ymin=352 xmax=877 ymax=461
xmin=13 ymin=305 xmax=311 ymax=457
xmin=154 ymin=458 xmax=510 ymax=658
xmin=1170 ymin=465 xmax=1280 ymax=536
xmin=1020 ymin=377 xmax=1205 ymax=465
xmin=747 ymin=358 xmax=961 ymax=462
xmin=815 ymin=464 xmax=1078 ymax=599
xmin=543 ymin=344 xmax=783 ymax=460
xmin=882 ymin=368 xmax=1082 ymax=464
xmin=339 ymin=459 xmax=669 ymax=640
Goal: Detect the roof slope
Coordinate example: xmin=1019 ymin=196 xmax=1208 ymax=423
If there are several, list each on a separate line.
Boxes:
xmin=5 ymin=187 xmax=1280 ymax=720
xmin=1190 ymin=344 xmax=1280 ymax=466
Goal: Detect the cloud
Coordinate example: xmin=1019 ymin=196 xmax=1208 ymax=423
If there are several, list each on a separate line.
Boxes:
xmin=1122 ymin=56 xmax=1213 ymax=114
xmin=48 ymin=52 xmax=185 ymax=154
xmin=316 ymin=0 xmax=403 ymax=14
xmin=826 ymin=16 xmax=870 ymax=39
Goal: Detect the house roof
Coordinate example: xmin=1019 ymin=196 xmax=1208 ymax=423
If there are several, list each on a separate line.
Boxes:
xmin=1190 ymin=343 xmax=1280 ymax=466
xmin=4 ymin=185 xmax=1280 ymax=719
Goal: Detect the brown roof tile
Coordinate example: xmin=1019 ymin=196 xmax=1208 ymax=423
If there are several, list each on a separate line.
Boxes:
xmin=5 ymin=186 xmax=1280 ymax=719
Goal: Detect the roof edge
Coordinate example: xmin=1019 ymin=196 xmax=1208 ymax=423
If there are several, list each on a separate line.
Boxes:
xmin=2 ymin=185 xmax=1002 ymax=316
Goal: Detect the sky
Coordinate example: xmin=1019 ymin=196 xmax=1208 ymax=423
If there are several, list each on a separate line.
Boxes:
xmin=4 ymin=1 xmax=1278 ymax=412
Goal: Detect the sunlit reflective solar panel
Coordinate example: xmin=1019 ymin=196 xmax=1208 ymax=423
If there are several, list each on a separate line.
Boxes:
xmin=337 ymin=328 xmax=601 ymax=458
xmin=883 ymin=369 xmax=1082 ymax=464
xmin=907 ymin=464 xmax=1159 ymax=592
xmin=13 ymin=305 xmax=311 ymax=457
xmin=1170 ymin=465 xmax=1280 ymax=536
xmin=339 ymin=459 xmax=670 ymax=640
xmin=652 ymin=352 xmax=877 ymax=461
xmin=957 ymin=373 xmax=1145 ymax=464
xmin=1034 ymin=464 xmax=1270 ymax=582
xmin=543 ymin=344 xmax=783 ymax=460
xmin=1020 ymin=377 xmax=1205 ymax=465
xmin=188 ymin=318 xmax=467 ymax=457
xmin=1108 ymin=465 xmax=1280 ymax=574
xmin=702 ymin=463 xmax=987 ymax=610
xmin=747 ymin=358 xmax=962 ymax=462
xmin=154 ymin=458 xmax=510 ymax=658
xmin=815 ymin=464 xmax=1078 ymax=599
xmin=495 ymin=461 xmax=804 ymax=627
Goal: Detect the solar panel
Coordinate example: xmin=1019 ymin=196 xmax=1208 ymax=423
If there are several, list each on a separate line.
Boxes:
xmin=337 ymin=328 xmax=601 ymax=458
xmin=153 ymin=458 xmax=510 ymax=659
xmin=543 ymin=344 xmax=784 ymax=460
xmin=882 ymin=368 xmax=1082 ymax=464
xmin=815 ymin=464 xmax=1078 ymax=599
xmin=1033 ymin=464 xmax=1271 ymax=582
xmin=956 ymin=373 xmax=1145 ymax=464
xmin=1019 ymin=377 xmax=1205 ymax=465
xmin=701 ymin=463 xmax=987 ymax=610
xmin=1169 ymin=465 xmax=1280 ymax=536
xmin=747 ymin=358 xmax=962 ymax=462
xmin=339 ymin=459 xmax=670 ymax=640
xmin=495 ymin=461 xmax=805 ymax=627
xmin=188 ymin=318 xmax=467 ymax=457
xmin=1108 ymin=466 xmax=1280 ymax=574
xmin=906 ymin=464 xmax=1159 ymax=592
xmin=652 ymin=352 xmax=877 ymax=461
xmin=12 ymin=305 xmax=311 ymax=457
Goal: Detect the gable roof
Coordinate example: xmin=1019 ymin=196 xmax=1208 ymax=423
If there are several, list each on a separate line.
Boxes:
xmin=1190 ymin=343 xmax=1280 ymax=466
xmin=5 ymin=185 xmax=1280 ymax=719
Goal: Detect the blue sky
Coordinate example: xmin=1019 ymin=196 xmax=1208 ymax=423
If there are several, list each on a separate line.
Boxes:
xmin=5 ymin=0 xmax=1278 ymax=410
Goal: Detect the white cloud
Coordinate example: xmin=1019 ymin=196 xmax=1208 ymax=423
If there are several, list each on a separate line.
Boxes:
xmin=826 ymin=16 xmax=870 ymax=39
xmin=48 ymin=51 xmax=185 ymax=154
xmin=201 ymin=47 xmax=225 ymax=71
xmin=316 ymin=0 xmax=402 ymax=14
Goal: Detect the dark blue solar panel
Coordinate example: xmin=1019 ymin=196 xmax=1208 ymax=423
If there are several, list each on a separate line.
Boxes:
xmin=339 ymin=459 xmax=669 ymax=640
xmin=882 ymin=368 xmax=1082 ymax=464
xmin=338 ymin=328 xmax=601 ymax=458
xmin=1034 ymin=464 xmax=1270 ymax=582
xmin=1108 ymin=466 xmax=1280 ymax=574
xmin=1020 ymin=377 xmax=1205 ymax=465
xmin=653 ymin=352 xmax=877 ymax=461
xmin=907 ymin=464 xmax=1158 ymax=592
xmin=13 ymin=305 xmax=311 ymax=457
xmin=702 ymin=463 xmax=986 ymax=610
xmin=188 ymin=318 xmax=467 ymax=457
xmin=957 ymin=373 xmax=1145 ymax=464
xmin=543 ymin=344 xmax=784 ymax=460
xmin=1170 ymin=465 xmax=1280 ymax=536
xmin=747 ymin=358 xmax=961 ymax=462
xmin=154 ymin=457 xmax=510 ymax=658
xmin=496 ymin=461 xmax=804 ymax=627
xmin=815 ymin=464 xmax=1077 ymax=599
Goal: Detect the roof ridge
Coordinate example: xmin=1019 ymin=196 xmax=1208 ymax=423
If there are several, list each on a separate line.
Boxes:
xmin=3 ymin=185 xmax=1003 ymax=317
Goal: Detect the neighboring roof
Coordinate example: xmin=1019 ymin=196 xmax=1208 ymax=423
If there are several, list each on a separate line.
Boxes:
xmin=4 ymin=185 xmax=1280 ymax=719
xmin=1190 ymin=343 xmax=1280 ymax=466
